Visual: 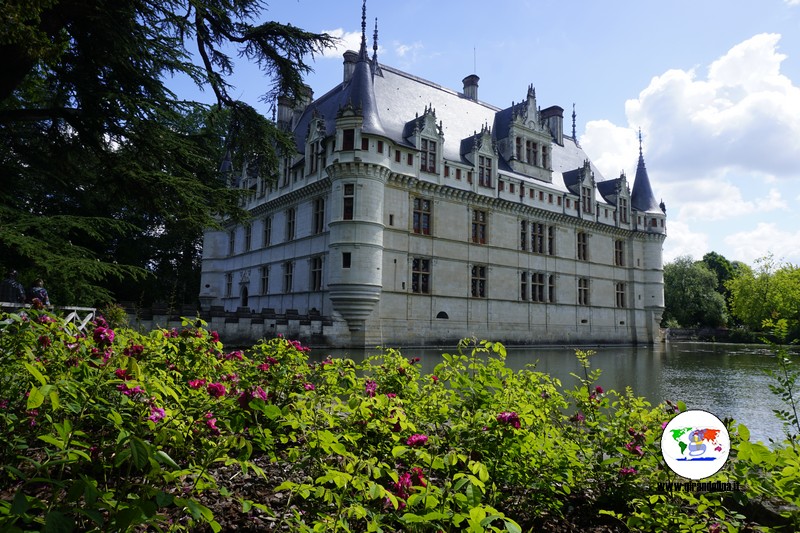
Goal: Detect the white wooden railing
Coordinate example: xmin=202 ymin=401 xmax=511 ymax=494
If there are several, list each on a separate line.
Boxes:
xmin=0 ymin=303 xmax=96 ymax=332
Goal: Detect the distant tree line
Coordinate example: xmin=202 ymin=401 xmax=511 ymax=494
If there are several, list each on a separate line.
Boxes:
xmin=662 ymin=252 xmax=800 ymax=341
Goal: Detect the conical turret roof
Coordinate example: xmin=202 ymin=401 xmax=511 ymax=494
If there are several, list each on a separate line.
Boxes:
xmin=341 ymin=1 xmax=385 ymax=135
xmin=630 ymin=133 xmax=661 ymax=213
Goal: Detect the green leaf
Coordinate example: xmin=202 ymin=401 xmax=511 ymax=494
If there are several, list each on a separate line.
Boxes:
xmin=738 ymin=424 xmax=750 ymax=442
xmin=44 ymin=510 xmax=74 ymax=533
xmin=24 ymin=362 xmax=47 ymax=386
xmin=155 ymin=450 xmax=180 ymax=469
xmin=38 ymin=435 xmax=66 ymax=450
xmin=27 ymin=386 xmax=45 ymax=410
xmin=504 ymin=519 xmax=523 ymax=533
xmin=11 ymin=489 xmax=29 ymax=516
xmin=263 ymin=404 xmax=282 ymax=420
xmin=392 ymin=445 xmax=409 ymax=458
xmin=129 ymin=437 xmax=150 ymax=470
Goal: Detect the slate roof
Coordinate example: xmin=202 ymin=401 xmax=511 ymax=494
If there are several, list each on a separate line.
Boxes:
xmin=290 ymin=41 xmax=654 ymax=204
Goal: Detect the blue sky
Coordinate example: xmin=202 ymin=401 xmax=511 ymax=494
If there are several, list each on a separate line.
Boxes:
xmin=183 ymin=0 xmax=800 ymax=267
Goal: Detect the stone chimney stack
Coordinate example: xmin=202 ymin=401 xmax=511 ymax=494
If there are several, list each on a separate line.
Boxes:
xmin=343 ymin=50 xmax=359 ymax=82
xmin=462 ymin=74 xmax=480 ymax=101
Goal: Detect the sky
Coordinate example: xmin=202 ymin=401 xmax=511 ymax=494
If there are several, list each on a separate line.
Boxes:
xmin=185 ymin=0 xmax=800 ymax=268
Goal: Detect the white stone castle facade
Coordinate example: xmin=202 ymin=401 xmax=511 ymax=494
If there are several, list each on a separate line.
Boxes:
xmin=199 ymin=9 xmax=667 ymax=348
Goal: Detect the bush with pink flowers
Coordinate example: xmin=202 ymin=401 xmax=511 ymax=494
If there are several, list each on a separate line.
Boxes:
xmin=0 ymin=311 xmax=791 ymax=532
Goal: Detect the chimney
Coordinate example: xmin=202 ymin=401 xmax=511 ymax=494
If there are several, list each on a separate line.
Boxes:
xmin=277 ymin=95 xmax=293 ymax=130
xmin=343 ymin=50 xmax=359 ymax=82
xmin=462 ymin=74 xmax=479 ymax=101
xmin=293 ymin=84 xmax=314 ymax=123
xmin=540 ymin=105 xmax=564 ymax=145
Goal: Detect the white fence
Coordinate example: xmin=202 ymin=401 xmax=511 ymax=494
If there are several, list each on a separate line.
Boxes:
xmin=0 ymin=303 xmax=96 ymax=332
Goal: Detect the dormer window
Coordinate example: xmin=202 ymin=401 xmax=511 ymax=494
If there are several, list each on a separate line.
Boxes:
xmin=478 ymin=156 xmax=493 ymax=187
xmin=581 ymin=186 xmax=593 ymax=214
xmin=619 ymin=197 xmax=629 ymax=223
xmin=421 ymin=138 xmax=437 ymax=173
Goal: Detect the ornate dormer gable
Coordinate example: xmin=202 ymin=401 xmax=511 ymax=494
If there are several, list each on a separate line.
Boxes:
xmin=596 ymin=171 xmax=632 ymax=225
xmin=405 ymin=105 xmax=444 ymax=175
xmin=496 ymin=85 xmax=554 ymax=183
xmin=305 ymin=110 xmax=328 ymax=176
xmin=459 ymin=123 xmax=496 ymax=188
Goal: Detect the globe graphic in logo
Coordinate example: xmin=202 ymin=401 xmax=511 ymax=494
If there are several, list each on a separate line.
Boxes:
xmin=660 ymin=409 xmax=730 ymax=480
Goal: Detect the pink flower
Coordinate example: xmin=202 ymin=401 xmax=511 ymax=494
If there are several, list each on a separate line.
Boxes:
xmin=303 ymin=383 xmax=315 ymax=391
xmin=114 ymin=368 xmax=131 ymax=380
xmin=431 ymin=375 xmax=439 ymax=383
xmin=258 ymin=363 xmax=271 ymax=371
xmin=93 ymin=326 xmax=115 ymax=346
xmin=619 ymin=466 xmax=637 ymax=476
xmin=386 ymin=393 xmax=397 ymax=399
xmin=406 ymin=433 xmax=428 ymax=447
xmin=496 ymin=411 xmax=521 ymax=429
xmin=625 ymin=441 xmax=645 ymax=457
xmin=595 ymin=386 xmax=604 ymax=395
xmin=204 ymin=412 xmax=221 ymax=435
xmin=224 ymin=350 xmax=243 ymax=361
xmin=365 ymin=380 xmax=377 ymax=398
xmin=117 ymin=383 xmax=144 ymax=396
xmin=571 ymin=412 xmax=585 ymax=423
xmin=210 ymin=331 xmax=220 ymax=343
xmin=149 ymin=406 xmax=166 ymax=423
xmin=206 ymin=382 xmax=226 ymax=398
xmin=188 ymin=379 xmax=206 ymax=389
xmin=38 ymin=335 xmax=51 ymax=348
xmin=37 ymin=315 xmax=56 ymax=324
xmin=123 ymin=344 xmax=144 ymax=357
xmin=410 ymin=467 xmax=427 ymax=487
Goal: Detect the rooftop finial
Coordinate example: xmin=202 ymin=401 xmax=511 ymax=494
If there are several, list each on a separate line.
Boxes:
xmin=360 ymin=0 xmax=368 ymax=59
xmin=638 ymin=127 xmax=643 ymax=156
xmin=373 ymin=17 xmax=379 ymax=60
xmin=571 ymin=103 xmax=577 ymax=140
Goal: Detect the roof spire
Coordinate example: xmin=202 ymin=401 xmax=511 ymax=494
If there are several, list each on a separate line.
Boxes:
xmin=359 ymin=0 xmax=368 ymax=60
xmin=571 ymin=103 xmax=577 ymax=141
xmin=630 ymin=128 xmax=660 ymax=213
xmin=372 ymin=17 xmax=379 ymax=61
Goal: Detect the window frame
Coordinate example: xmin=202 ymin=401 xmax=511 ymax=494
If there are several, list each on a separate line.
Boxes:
xmin=411 ymin=257 xmax=431 ymax=294
xmin=471 ymin=264 xmax=487 ymax=298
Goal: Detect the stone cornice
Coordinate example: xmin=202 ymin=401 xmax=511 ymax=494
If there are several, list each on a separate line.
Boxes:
xmin=247 ymin=178 xmax=332 ymax=218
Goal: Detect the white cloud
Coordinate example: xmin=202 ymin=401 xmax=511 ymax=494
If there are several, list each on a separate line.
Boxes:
xmin=724 ymin=223 xmax=800 ymax=265
xmin=785 ymin=0 xmax=800 ymax=5
xmin=668 ymin=181 xmax=787 ymax=222
xmin=623 ymin=33 xmax=800 ymax=181
xmin=320 ymin=28 xmax=363 ymax=58
xmin=663 ymin=220 xmax=710 ymax=263
xmin=395 ymin=42 xmax=423 ymax=58
xmin=580 ymin=120 xmax=638 ymax=180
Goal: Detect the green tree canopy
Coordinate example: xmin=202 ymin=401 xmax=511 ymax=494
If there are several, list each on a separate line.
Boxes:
xmin=727 ymin=255 xmax=800 ymax=336
xmin=0 ymin=0 xmax=334 ymax=305
xmin=662 ymin=255 xmax=727 ymax=328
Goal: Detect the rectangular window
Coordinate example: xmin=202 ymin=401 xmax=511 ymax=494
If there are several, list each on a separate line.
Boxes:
xmin=539 ymin=191 xmax=544 ymax=201
xmin=581 ymin=186 xmax=593 ymax=214
xmin=542 ymin=145 xmax=549 ymax=168
xmin=310 ymin=256 xmax=323 ymax=291
xmin=471 ymin=265 xmax=486 ymax=298
xmin=548 ymin=194 xmax=553 ymax=204
xmin=342 ymin=252 xmax=351 ymax=269
xmin=421 ymin=138 xmax=437 ymax=173
xmin=529 ymin=189 xmax=534 ymax=199
xmin=467 ymin=171 xmax=473 ymax=184
xmin=510 ymin=183 xmax=515 ymax=194
xmin=225 ymin=272 xmax=233 ymax=298
xmin=515 ymin=137 xmax=522 ymax=160
xmin=471 ymin=209 xmax=487 ymax=244
xmin=520 ymin=271 xmax=528 ymax=301
xmin=478 ymin=156 xmax=492 ymax=187
xmin=343 ymin=129 xmax=355 ymax=150
xmin=456 ymin=168 xmax=462 ymax=180
xmin=260 ymin=266 xmax=270 ymax=295
xmin=532 ymin=272 xmax=545 ymax=303
xmin=228 ymin=229 xmax=236 ymax=256
xmin=283 ymin=262 xmax=294 ymax=293
xmin=407 ymin=153 xmax=413 ymax=165
xmin=531 ymin=223 xmax=545 ymax=254
xmin=548 ymin=275 xmax=556 ymax=303
xmin=578 ymin=278 xmax=590 ymax=306
xmin=557 ymin=197 xmax=562 ymax=206
xmin=619 ymin=198 xmax=629 ymax=223
xmin=377 ymin=140 xmax=384 ymax=153
xmin=498 ymin=180 xmax=505 ymax=192
xmin=566 ymin=198 xmax=571 ymax=209
xmin=616 ymin=282 xmax=626 ymax=308
xmin=263 ymin=216 xmax=272 ymax=247
xmin=411 ymin=258 xmax=430 ymax=294
xmin=445 ymin=165 xmax=450 ymax=178
xmin=285 ymin=207 xmax=296 ymax=241
xmin=309 ymin=140 xmax=320 ymax=174
xmin=343 ymin=183 xmax=355 ymax=220
xmin=577 ymin=231 xmax=589 ymax=261
xmin=614 ymin=239 xmax=625 ymax=266
xmin=395 ymin=150 xmax=401 ymax=163
xmin=244 ymin=224 xmax=252 ymax=252
xmin=313 ymin=197 xmax=325 ymax=234
xmin=413 ymin=197 xmax=432 ymax=235
xmin=520 ymin=220 xmax=528 ymax=251
xmin=361 ymin=137 xmax=369 ymax=151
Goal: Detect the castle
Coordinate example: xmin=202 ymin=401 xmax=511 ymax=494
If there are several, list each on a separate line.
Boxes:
xmin=198 ymin=5 xmax=666 ymax=348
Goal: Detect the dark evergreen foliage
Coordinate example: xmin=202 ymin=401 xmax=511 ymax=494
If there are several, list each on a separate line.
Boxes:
xmin=0 ymin=0 xmax=334 ymax=305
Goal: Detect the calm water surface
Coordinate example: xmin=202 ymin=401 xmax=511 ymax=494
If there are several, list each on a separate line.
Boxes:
xmin=324 ymin=341 xmax=797 ymax=445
